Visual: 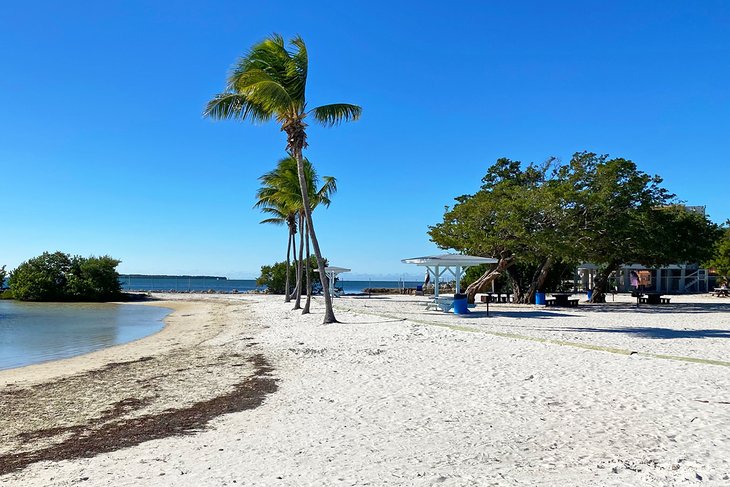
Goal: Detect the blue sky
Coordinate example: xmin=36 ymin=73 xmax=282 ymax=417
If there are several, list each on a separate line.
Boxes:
xmin=2 ymin=1 xmax=728 ymax=279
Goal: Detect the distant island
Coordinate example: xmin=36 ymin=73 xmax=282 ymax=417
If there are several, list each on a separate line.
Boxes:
xmin=120 ymin=274 xmax=228 ymax=280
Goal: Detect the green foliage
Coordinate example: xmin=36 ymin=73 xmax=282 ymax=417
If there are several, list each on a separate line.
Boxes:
xmin=66 ymin=255 xmax=124 ymax=301
xmin=204 ymin=34 xmax=361 ymax=136
xmin=8 ymin=252 xmax=122 ymax=301
xmin=706 ymin=223 xmax=730 ymax=284
xmin=430 ymin=152 xmax=721 ymax=298
xmin=0 ymin=265 xmax=7 ymax=289
xmin=256 ymin=256 xmax=320 ymax=294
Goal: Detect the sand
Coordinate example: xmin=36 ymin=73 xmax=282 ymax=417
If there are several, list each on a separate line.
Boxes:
xmin=2 ymin=293 xmax=730 ymax=486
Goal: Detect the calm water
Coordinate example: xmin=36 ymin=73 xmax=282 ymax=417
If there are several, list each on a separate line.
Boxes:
xmin=120 ymin=277 xmax=423 ymax=294
xmin=0 ymin=301 xmax=170 ymax=370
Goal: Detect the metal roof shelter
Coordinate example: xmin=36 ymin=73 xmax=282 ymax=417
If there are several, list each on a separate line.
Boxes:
xmin=314 ymin=266 xmax=351 ymax=297
xmin=401 ymin=254 xmax=498 ymax=298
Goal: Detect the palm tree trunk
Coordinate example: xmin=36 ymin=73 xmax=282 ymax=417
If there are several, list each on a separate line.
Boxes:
xmin=293 ymin=149 xmax=337 ymax=323
xmin=288 ymin=231 xmax=298 ymax=300
xmin=284 ymin=227 xmax=293 ymax=302
xmin=303 ymin=219 xmax=312 ymax=314
xmin=293 ymin=213 xmax=304 ymax=310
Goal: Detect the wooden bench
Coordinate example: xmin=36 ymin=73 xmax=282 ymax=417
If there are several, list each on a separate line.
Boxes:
xmin=545 ymin=298 xmax=556 ymax=306
xmin=567 ymin=299 xmax=579 ymax=307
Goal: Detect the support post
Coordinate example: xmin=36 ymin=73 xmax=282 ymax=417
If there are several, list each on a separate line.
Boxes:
xmin=434 ymin=265 xmax=440 ymax=299
xmin=679 ymin=265 xmax=686 ymax=293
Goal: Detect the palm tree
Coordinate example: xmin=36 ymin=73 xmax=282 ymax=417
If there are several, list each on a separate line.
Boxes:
xmin=204 ymin=34 xmax=360 ymax=324
xmin=254 ymin=195 xmax=298 ymax=302
xmin=255 ymin=157 xmax=337 ymax=311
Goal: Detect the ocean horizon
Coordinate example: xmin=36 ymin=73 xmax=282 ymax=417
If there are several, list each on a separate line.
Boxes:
xmin=119 ymin=275 xmax=425 ymax=294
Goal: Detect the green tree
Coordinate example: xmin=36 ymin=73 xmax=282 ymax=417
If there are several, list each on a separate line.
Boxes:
xmin=706 ymin=223 xmax=730 ymax=285
xmin=563 ymin=153 xmax=718 ymax=301
xmin=255 ymin=169 xmax=299 ymax=304
xmin=0 ymin=265 xmax=7 ymax=291
xmin=65 ymin=255 xmax=123 ymax=301
xmin=431 ymin=152 xmax=720 ymax=303
xmin=256 ymin=256 xmax=321 ymax=295
xmin=9 ymin=251 xmax=72 ymax=301
xmin=255 ymin=156 xmax=337 ymax=313
xmin=205 ymin=34 xmax=360 ymax=324
xmin=429 ymin=158 xmax=574 ymax=303
xmin=8 ymin=252 xmax=122 ymax=301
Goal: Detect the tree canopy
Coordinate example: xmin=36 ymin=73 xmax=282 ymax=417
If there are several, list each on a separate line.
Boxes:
xmin=706 ymin=224 xmax=730 ymax=285
xmin=430 ymin=152 xmax=720 ymax=302
xmin=7 ymin=252 xmax=122 ymax=301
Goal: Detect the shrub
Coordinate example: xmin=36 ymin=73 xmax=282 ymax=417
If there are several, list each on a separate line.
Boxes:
xmin=8 ymin=252 xmax=122 ymax=301
xmin=256 ymin=256 xmax=321 ymax=295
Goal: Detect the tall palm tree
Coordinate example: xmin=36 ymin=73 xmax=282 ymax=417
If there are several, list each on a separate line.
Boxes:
xmin=255 ymin=156 xmax=337 ymax=310
xmin=204 ymin=34 xmax=360 ymax=324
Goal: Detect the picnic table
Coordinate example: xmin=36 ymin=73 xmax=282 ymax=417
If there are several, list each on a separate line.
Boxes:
xmin=480 ymin=292 xmax=512 ymax=304
xmin=426 ymin=296 xmax=454 ymax=312
xmin=546 ymin=293 xmax=579 ymax=307
xmin=638 ymin=292 xmax=671 ymax=305
xmin=713 ymin=287 xmax=730 ymax=297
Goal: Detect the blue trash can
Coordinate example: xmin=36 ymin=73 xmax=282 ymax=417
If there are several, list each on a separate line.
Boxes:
xmin=586 ymin=290 xmax=593 ymax=301
xmin=535 ymin=292 xmax=546 ymax=305
xmin=453 ymin=293 xmax=469 ymax=314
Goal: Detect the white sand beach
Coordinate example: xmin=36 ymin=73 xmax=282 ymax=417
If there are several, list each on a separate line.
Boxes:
xmin=2 ymin=293 xmax=730 ymax=486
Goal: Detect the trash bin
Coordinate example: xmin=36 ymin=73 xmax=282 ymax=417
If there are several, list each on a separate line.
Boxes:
xmin=453 ymin=293 xmax=469 ymax=314
xmin=535 ymin=292 xmax=546 ymax=305
xmin=586 ymin=290 xmax=593 ymax=301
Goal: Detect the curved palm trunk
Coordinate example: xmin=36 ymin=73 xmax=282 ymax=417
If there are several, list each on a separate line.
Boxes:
xmin=292 ymin=149 xmax=337 ymax=323
xmin=287 ymin=231 xmax=298 ymax=300
xmin=284 ymin=227 xmax=293 ymax=302
xmin=293 ymin=213 xmax=305 ymax=310
xmin=303 ymin=219 xmax=312 ymax=314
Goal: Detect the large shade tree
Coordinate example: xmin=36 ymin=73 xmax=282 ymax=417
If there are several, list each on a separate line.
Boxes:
xmin=205 ymin=34 xmax=360 ymax=323
xmin=704 ymin=222 xmax=730 ymax=286
xmin=431 ymin=153 xmax=720 ymax=303
xmin=562 ymin=152 xmax=719 ymax=301
xmin=429 ymin=158 xmax=575 ymax=304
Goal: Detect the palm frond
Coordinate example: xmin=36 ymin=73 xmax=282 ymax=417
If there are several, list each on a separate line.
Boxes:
xmin=286 ymin=35 xmax=308 ymax=102
xmin=260 ymin=217 xmax=286 ymax=225
xmin=315 ymin=176 xmax=337 ymax=208
xmin=310 ymin=103 xmax=362 ymax=127
xmin=203 ymin=93 xmax=271 ymax=122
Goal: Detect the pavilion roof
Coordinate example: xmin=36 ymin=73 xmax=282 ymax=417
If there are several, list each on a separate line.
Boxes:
xmin=401 ymin=254 xmax=497 ymax=267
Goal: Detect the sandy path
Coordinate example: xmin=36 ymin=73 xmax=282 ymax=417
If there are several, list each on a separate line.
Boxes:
xmin=2 ymin=293 xmax=730 ymax=486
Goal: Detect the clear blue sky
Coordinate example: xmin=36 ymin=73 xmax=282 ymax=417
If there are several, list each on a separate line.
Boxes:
xmin=2 ymin=1 xmax=728 ymax=279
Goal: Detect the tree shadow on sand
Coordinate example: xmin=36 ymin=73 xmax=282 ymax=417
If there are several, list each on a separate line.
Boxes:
xmin=545 ymin=325 xmax=730 ymax=340
xmin=582 ymin=301 xmax=730 ymax=315
xmin=458 ymin=310 xmax=576 ymax=319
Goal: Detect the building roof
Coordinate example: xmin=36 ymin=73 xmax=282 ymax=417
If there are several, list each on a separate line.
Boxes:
xmin=401 ymin=254 xmax=497 ymax=266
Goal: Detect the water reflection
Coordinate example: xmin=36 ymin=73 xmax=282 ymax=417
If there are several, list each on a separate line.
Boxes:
xmin=0 ymin=301 xmax=169 ymax=370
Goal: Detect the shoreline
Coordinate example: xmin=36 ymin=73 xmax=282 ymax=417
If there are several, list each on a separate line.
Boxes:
xmin=0 ymin=294 xmax=276 ymax=477
xmin=0 ymin=300 xmax=181 ymax=388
